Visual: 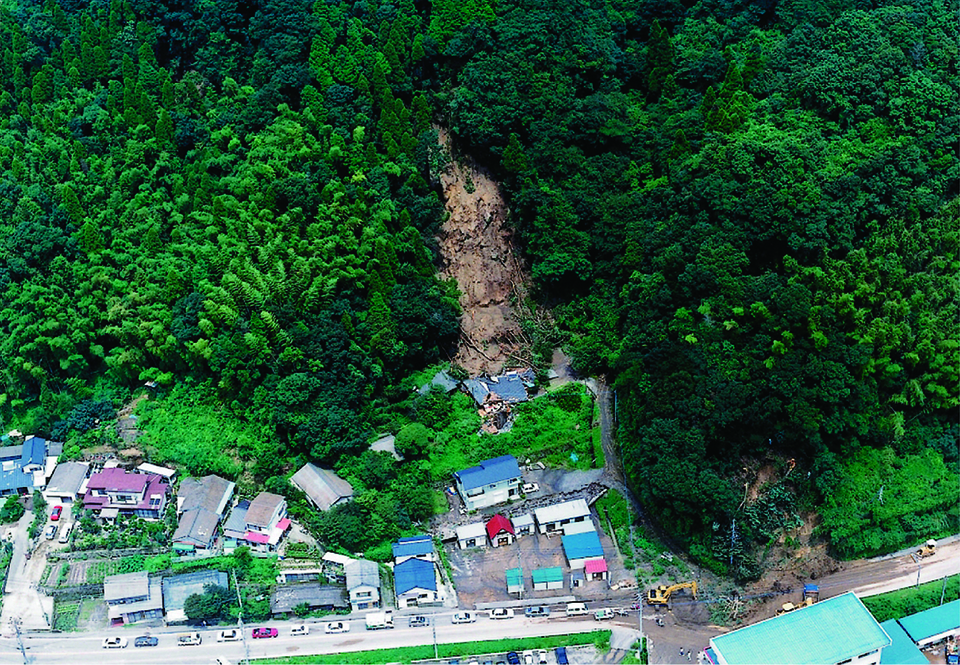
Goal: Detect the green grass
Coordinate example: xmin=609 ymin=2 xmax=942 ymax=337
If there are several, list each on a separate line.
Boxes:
xmin=85 ymin=555 xmax=146 ymax=583
xmin=256 ymin=630 xmax=611 ymax=664
xmin=862 ymin=574 xmax=960 ymax=622
xmin=76 ymin=598 xmax=101 ymax=628
xmin=53 ymin=600 xmax=80 ymax=631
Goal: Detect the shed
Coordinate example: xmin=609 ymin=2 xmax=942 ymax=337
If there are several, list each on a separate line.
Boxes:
xmin=506 ymin=567 xmax=523 ymax=594
xmin=456 ymin=522 xmax=487 ymax=549
xmin=289 ymin=463 xmax=354 ymax=512
xmin=879 ymin=620 xmax=927 ymax=665
xmin=486 ymin=514 xmax=515 ymax=548
xmin=43 ymin=462 xmax=89 ymax=503
xmin=570 ymin=569 xmax=585 ymax=589
xmin=898 ymin=599 xmax=960 ymax=647
xmin=513 ymin=513 xmax=535 ymax=537
xmin=136 ymin=463 xmax=177 ymax=482
xmin=584 ymin=558 xmax=608 ymax=581
xmin=534 ymin=499 xmax=591 ymax=534
xmin=532 ymin=567 xmax=564 ymax=591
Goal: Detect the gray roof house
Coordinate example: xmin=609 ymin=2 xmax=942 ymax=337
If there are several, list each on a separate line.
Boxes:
xmin=173 ymin=475 xmax=235 ymax=550
xmin=271 ymin=583 xmax=348 ymax=617
xmin=463 ymin=369 xmax=535 ymax=406
xmin=289 ymin=464 xmax=354 ymax=512
xmin=345 ymin=559 xmax=381 ymax=612
xmin=103 ymin=571 xmax=164 ymax=625
xmin=43 ymin=461 xmax=90 ymax=504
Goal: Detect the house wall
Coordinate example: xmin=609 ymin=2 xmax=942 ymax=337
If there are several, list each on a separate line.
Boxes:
xmin=395 ymin=553 xmax=435 ymax=564
xmin=458 ymin=537 xmax=486 ymax=550
xmin=349 ymin=584 xmax=381 ymax=612
xmin=489 ymin=531 xmax=514 ymax=548
xmin=537 ymin=514 xmax=589 ymax=535
xmin=396 ymin=588 xmax=438 ymax=609
xmin=567 ymin=555 xmax=603 ymax=571
xmin=457 ymin=478 xmax=521 ymax=511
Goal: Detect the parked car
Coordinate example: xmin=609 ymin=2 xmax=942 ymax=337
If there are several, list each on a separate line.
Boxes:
xmin=523 ymin=651 xmax=535 ymax=665
xmin=594 ymin=608 xmax=614 ymax=621
xmin=521 ymin=483 xmax=539 ymax=494
xmin=218 ymin=629 xmax=241 ymax=642
xmin=537 ymin=650 xmax=548 ymax=664
xmin=452 ymin=611 xmax=477 ymax=624
xmin=50 ymin=505 xmax=62 ymax=521
xmin=408 ymin=615 xmax=429 ymax=628
xmin=490 ymin=608 xmax=515 ymax=620
xmin=524 ymin=606 xmax=550 ymax=617
xmin=44 ymin=524 xmax=57 ymax=540
xmin=290 ymin=624 xmax=310 ymax=636
xmin=133 ymin=636 xmax=158 ymax=647
xmin=251 ymin=627 xmax=278 ymax=639
xmin=324 ymin=621 xmax=350 ymax=634
xmin=555 ymin=647 xmax=568 ymax=665
xmin=102 ymin=637 xmax=127 ymax=649
xmin=506 ymin=652 xmax=521 ymax=665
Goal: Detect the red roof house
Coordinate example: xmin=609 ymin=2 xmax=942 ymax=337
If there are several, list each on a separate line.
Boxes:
xmin=486 ymin=514 xmax=515 ymax=548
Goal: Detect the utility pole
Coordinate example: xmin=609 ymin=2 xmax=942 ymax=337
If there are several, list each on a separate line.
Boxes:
xmin=11 ymin=617 xmax=27 ymax=665
xmin=432 ymin=618 xmax=438 ymax=660
xmin=518 ymin=549 xmax=523 ymax=602
xmin=940 ymin=576 xmax=947 ymax=606
xmin=233 ymin=569 xmax=250 ymax=665
xmin=914 ymin=556 xmax=921 ymax=589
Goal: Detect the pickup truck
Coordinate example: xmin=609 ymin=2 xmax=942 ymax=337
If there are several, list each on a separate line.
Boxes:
xmin=594 ymin=609 xmax=614 ymax=621
xmin=365 ymin=611 xmax=394 ymax=630
xmin=177 ymin=632 xmax=202 ymax=646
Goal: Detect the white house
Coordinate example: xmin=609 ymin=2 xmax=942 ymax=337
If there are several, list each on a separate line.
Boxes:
xmin=534 ymin=498 xmax=591 ymax=534
xmin=394 ymin=558 xmax=439 ymax=608
xmin=456 ymin=522 xmax=487 ymax=549
xmin=453 ymin=455 xmax=522 ymax=511
xmin=43 ymin=461 xmax=90 ymax=505
xmin=512 ymin=513 xmax=535 ymax=537
xmin=344 ymin=559 xmax=381 ymax=612
xmin=240 ymin=492 xmax=290 ymax=552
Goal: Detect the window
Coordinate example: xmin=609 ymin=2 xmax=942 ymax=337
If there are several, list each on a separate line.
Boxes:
xmin=117 ymin=494 xmax=133 ymax=502
xmin=467 ymin=488 xmax=484 ymax=497
xmin=356 ymin=591 xmax=371 ymax=598
xmin=149 ymin=497 xmax=161 ymax=506
xmin=488 ymin=484 xmax=497 ymax=489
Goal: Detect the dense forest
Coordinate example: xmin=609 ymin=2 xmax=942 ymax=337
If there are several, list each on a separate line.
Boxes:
xmin=0 ymin=0 xmax=956 ymax=578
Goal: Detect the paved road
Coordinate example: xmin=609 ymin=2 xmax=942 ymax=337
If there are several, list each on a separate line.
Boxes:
xmin=1 ymin=509 xmax=54 ymax=635
xmin=0 ymin=611 xmax=637 ymax=665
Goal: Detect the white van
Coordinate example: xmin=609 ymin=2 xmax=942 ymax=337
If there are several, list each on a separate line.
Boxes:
xmin=565 ymin=602 xmax=589 ymax=617
xmin=58 ymin=523 xmax=73 ymax=544
xmin=177 ymin=632 xmax=202 ymax=646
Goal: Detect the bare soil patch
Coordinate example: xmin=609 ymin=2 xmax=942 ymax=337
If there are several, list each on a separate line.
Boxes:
xmin=435 ymin=128 xmax=527 ymax=376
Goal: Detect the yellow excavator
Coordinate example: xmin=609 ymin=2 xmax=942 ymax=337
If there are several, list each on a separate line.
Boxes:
xmin=646 ymin=581 xmax=698 ymax=608
xmin=916 ymin=539 xmax=937 ymax=559
xmin=777 ymin=584 xmax=819 ymax=616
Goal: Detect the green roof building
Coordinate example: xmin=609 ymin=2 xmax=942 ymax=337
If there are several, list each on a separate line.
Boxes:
xmin=897 ymin=599 xmax=960 ymax=647
xmin=708 ymin=593 xmax=891 ymax=665
xmin=878 ymin=620 xmax=926 ymax=665
xmin=506 ymin=567 xmax=523 ymax=594
xmin=531 ymin=567 xmax=564 ymax=591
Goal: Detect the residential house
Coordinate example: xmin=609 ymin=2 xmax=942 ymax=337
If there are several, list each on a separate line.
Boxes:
xmin=271 ymin=583 xmax=348 ymax=618
xmin=103 ymin=571 xmax=164 ymax=625
xmin=392 ymin=535 xmax=435 ymax=564
xmin=172 ymin=474 xmax=235 ymax=552
xmin=82 ymin=467 xmax=170 ymax=520
xmin=136 ymin=463 xmax=177 ymax=483
xmin=43 ymin=462 xmax=90 ymax=505
xmin=486 ymin=514 xmax=515 ymax=548
xmin=532 ymin=567 xmax=564 ymax=591
xmin=241 ymin=492 xmax=290 ymax=552
xmin=321 ymin=551 xmax=353 ymax=582
xmin=289 ymin=463 xmax=354 ymax=512
xmin=419 ymin=370 xmax=459 ymax=395
xmin=0 ymin=436 xmax=50 ymax=497
xmin=394 ymin=557 xmax=439 ymax=608
xmin=222 ymin=499 xmax=250 ymax=553
xmin=456 ymin=522 xmax=487 ymax=550
xmin=344 ymin=559 xmax=381 ymax=612
xmin=707 ymin=593 xmax=891 ymax=665
xmin=462 ymin=370 xmax=534 ymax=406
xmin=161 ymin=570 xmax=228 ymax=624
xmin=512 ymin=513 xmax=535 ymax=537
xmin=277 ymin=568 xmax=323 ymax=584
xmin=562 ymin=530 xmax=604 ymax=569
xmin=534 ymin=499 xmax=591 ymax=534
xmin=453 ymin=455 xmax=522 ymax=511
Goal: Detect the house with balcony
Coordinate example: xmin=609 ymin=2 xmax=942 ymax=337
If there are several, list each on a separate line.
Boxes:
xmin=453 ymin=455 xmax=522 ymax=511
xmin=344 ymin=558 xmax=381 ymax=612
xmin=82 ymin=467 xmax=170 ymax=520
xmin=230 ymin=492 xmax=290 ymax=552
xmin=394 ymin=557 xmax=440 ymax=608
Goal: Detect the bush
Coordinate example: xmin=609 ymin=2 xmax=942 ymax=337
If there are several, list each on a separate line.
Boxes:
xmin=862 ymin=575 xmax=960 ymax=622
xmin=0 ymin=496 xmax=24 ymax=523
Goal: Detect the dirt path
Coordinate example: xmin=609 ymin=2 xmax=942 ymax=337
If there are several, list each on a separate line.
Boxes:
xmin=435 ymin=127 xmax=525 ymax=376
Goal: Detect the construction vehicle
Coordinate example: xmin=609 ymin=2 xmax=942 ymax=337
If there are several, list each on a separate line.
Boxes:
xmin=915 ymin=539 xmax=937 ymax=558
xmin=645 ymin=581 xmax=698 ymax=608
xmin=777 ymin=584 xmax=819 ymax=616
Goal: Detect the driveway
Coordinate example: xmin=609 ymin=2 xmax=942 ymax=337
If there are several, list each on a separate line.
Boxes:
xmin=1 ymin=507 xmax=54 ymax=635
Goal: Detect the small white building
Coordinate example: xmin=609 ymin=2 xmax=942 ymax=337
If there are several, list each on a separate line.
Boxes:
xmin=43 ymin=461 xmax=90 ymax=504
xmin=512 ymin=513 xmax=535 ymax=537
xmin=456 ymin=522 xmax=487 ymax=549
xmin=344 ymin=559 xmax=381 ymax=612
xmin=534 ymin=498 xmax=591 ymax=534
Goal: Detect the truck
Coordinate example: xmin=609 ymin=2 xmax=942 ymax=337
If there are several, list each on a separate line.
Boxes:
xmin=177 ymin=632 xmax=202 ymax=646
xmin=777 ymin=585 xmax=819 ymax=616
xmin=365 ymin=610 xmax=394 ymax=630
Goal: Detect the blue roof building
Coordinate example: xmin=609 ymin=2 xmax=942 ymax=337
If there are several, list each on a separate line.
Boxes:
xmin=897 ymin=599 xmax=960 ymax=647
xmin=561 ymin=530 xmax=604 ymax=567
xmin=708 ymin=593 xmax=891 ymax=665
xmin=878 ymin=620 xmax=926 ymax=665
xmin=392 ymin=535 xmax=435 ymax=563
xmin=394 ymin=557 xmax=439 ymax=609
xmin=453 ymin=455 xmax=522 ymax=511
xmin=0 ymin=436 xmax=49 ymax=496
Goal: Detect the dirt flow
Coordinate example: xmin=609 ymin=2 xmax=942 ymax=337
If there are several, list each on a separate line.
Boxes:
xmin=435 ymin=127 xmax=525 ymax=376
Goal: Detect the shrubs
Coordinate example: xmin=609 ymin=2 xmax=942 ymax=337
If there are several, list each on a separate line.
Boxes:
xmin=0 ymin=496 xmax=24 ymax=523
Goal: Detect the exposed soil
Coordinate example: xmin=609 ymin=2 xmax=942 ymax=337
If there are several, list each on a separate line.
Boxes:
xmin=435 ymin=127 xmax=527 ymax=376
xmin=116 ymin=394 xmax=148 ymax=445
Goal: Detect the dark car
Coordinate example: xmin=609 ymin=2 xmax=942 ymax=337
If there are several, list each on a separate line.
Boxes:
xmin=134 ymin=636 xmax=158 ymax=647
xmin=555 ymin=647 xmax=568 ymax=665
xmin=524 ymin=606 xmax=551 ymax=617
xmin=50 ymin=506 xmax=63 ymax=521
xmin=507 ymin=652 xmax=521 ymax=665
xmin=252 ymin=627 xmax=278 ymax=639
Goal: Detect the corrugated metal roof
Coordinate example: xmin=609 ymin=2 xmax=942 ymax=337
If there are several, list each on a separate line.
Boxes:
xmin=584 ymin=559 xmax=607 ymax=574
xmin=532 ymin=567 xmax=563 ymax=584
xmin=454 ymin=455 xmax=521 ymax=491
xmin=271 ymin=583 xmax=349 ymax=613
xmin=898 ymin=599 xmax=960 ymax=643
xmin=178 ymin=475 xmax=235 ymax=516
xmin=103 ymin=571 xmax=149 ymax=602
xmin=245 ymin=492 xmax=284 ymax=528
xmin=456 ymin=523 xmax=487 ymax=541
xmin=45 ymin=462 xmax=89 ymax=495
xmin=289 ymin=463 xmax=354 ymax=512
xmin=506 ymin=568 xmax=522 ymax=585
xmin=709 ymin=593 xmax=891 ymax=665
xmin=562 ymin=530 xmax=603 ymax=560
xmin=345 ymin=559 xmax=380 ymax=590
xmin=879 ymin=619 xmax=927 ymax=664
xmin=172 ymin=507 xmax=220 ymax=548
xmin=22 ymin=436 xmax=46 ymax=466
xmin=394 ymin=558 xmax=436 ymax=594
xmin=535 ymin=499 xmax=590 ymax=525
xmin=392 ymin=535 xmax=434 ymax=558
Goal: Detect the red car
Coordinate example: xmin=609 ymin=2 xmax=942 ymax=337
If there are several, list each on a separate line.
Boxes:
xmin=50 ymin=506 xmax=63 ymax=521
xmin=251 ymin=627 xmax=278 ymax=639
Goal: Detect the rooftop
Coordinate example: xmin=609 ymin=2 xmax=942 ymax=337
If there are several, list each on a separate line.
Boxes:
xmin=223 ymin=500 xmax=249 ymax=537
xmin=534 ymin=498 xmax=591 ymax=524
xmin=394 ymin=558 xmax=436 ymax=594
xmin=392 ymin=535 xmax=434 ymax=558
xmin=532 ymin=567 xmax=563 ymax=584
xmin=486 ymin=514 xmax=514 ymax=540
xmin=463 ymin=371 xmax=532 ymax=405
xmin=454 ymin=455 xmax=521 ymax=491
xmin=161 ymin=570 xmax=228 ymax=612
xmin=456 ymin=522 xmax=487 ymax=541
xmin=898 ymin=599 xmax=960 ymax=643
xmin=245 ymin=492 xmax=284 ymax=528
xmin=506 ymin=568 xmax=522 ymax=586
xmin=45 ymin=462 xmax=89 ymax=495
xmin=87 ymin=467 xmax=149 ymax=493
xmin=271 ymin=583 xmax=348 ymax=613
xmin=136 ymin=463 xmax=176 ymax=479
xmin=103 ymin=570 xmax=150 ymax=603
xmin=709 ymin=593 xmax=891 ymax=665
xmin=345 ymin=559 xmax=380 ymax=590
xmin=178 ymin=475 xmax=235 ymax=516
xmin=584 ymin=558 xmax=608 ymax=574
xmin=419 ymin=370 xmax=459 ymax=395
xmin=562 ymin=530 xmax=604 ymax=560
xmin=289 ymin=463 xmax=354 ymax=512
xmin=879 ymin=619 xmax=927 ymax=665
xmin=172 ymin=507 xmax=220 ymax=549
